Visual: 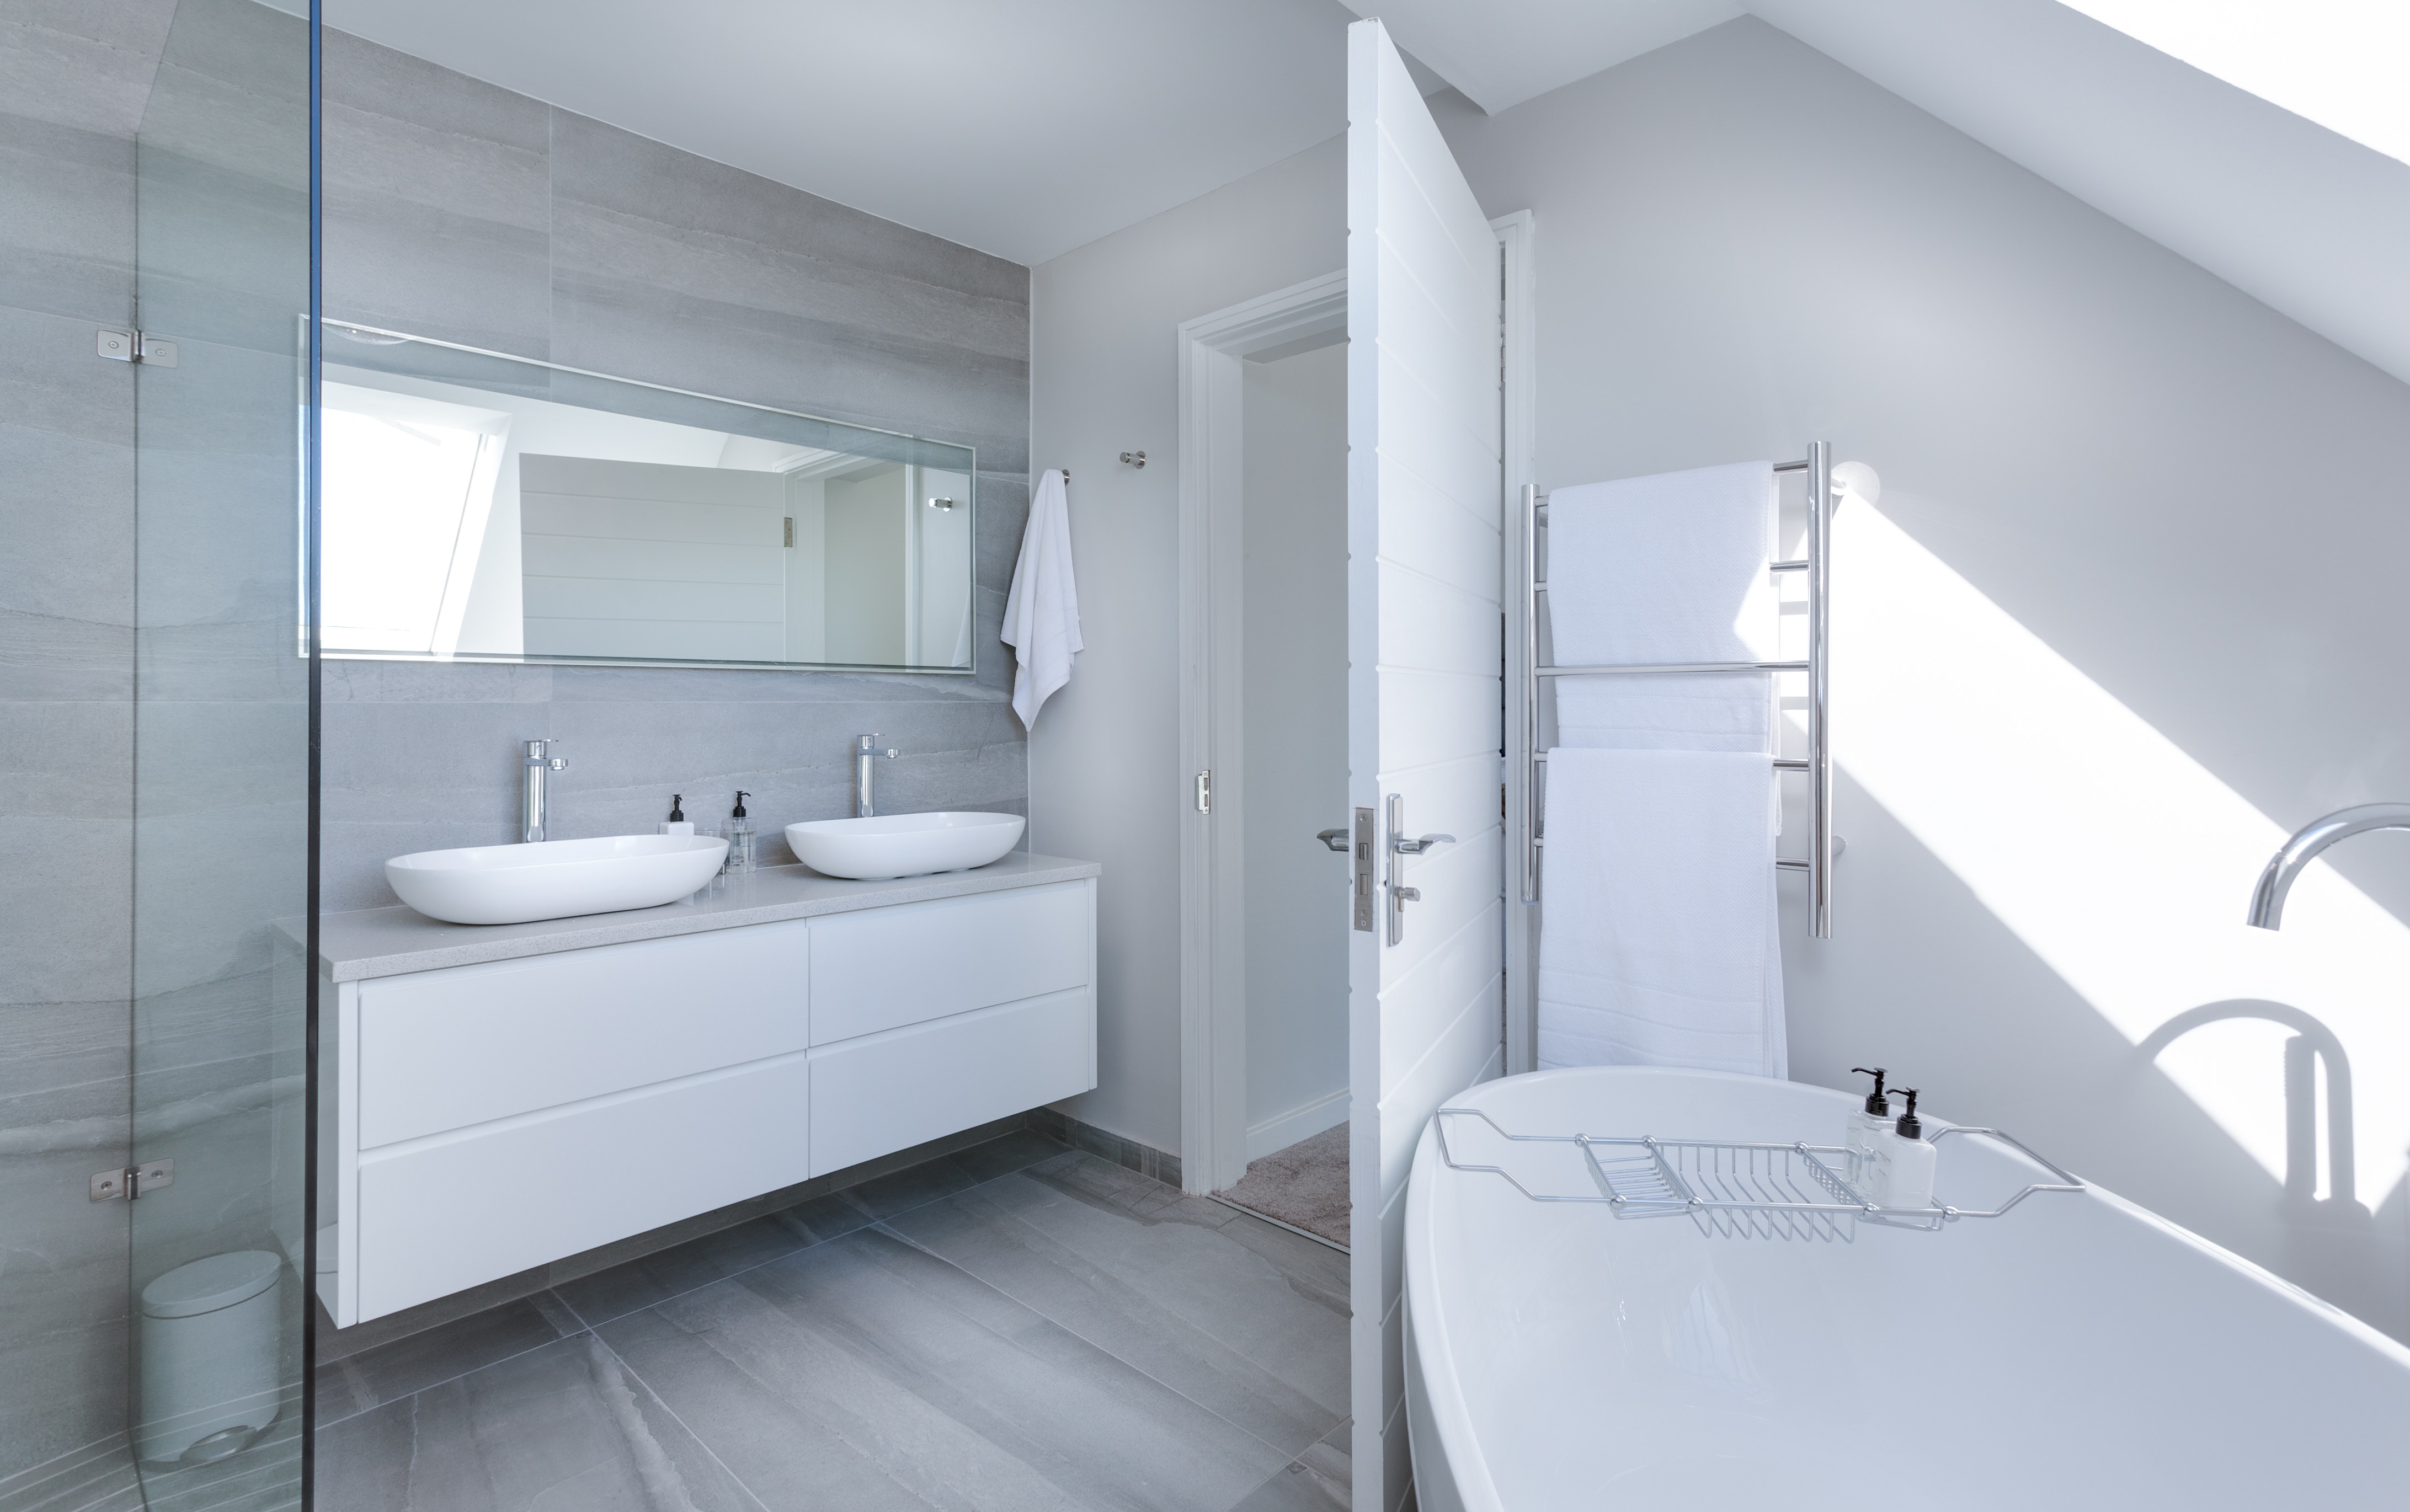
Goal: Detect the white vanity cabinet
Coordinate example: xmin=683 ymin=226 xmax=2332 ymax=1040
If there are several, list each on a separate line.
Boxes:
xmin=315 ymin=867 xmax=1096 ymax=1327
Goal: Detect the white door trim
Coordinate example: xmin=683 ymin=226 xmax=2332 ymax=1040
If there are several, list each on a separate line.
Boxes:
xmin=1176 ymin=270 xmax=1350 ymax=1196
xmin=1496 ymin=209 xmax=1538 ymax=1077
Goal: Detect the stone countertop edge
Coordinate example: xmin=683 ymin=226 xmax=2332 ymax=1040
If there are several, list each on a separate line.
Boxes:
xmin=290 ymin=853 xmax=1102 ymax=982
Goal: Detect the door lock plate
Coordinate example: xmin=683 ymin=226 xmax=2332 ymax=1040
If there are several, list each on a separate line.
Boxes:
xmin=1351 ymin=808 xmax=1375 ymax=932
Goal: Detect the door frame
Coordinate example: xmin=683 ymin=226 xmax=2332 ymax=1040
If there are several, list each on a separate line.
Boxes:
xmin=1176 ymin=271 xmax=1350 ymax=1196
xmin=1175 ymin=225 xmax=1533 ymax=1195
xmin=1496 ymin=209 xmax=1539 ymax=1077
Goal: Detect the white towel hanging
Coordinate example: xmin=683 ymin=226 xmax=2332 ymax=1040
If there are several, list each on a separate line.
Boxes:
xmin=1003 ymin=468 xmax=1083 ymax=730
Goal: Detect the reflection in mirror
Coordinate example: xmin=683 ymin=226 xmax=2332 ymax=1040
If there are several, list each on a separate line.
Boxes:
xmin=317 ymin=323 xmax=975 ymax=671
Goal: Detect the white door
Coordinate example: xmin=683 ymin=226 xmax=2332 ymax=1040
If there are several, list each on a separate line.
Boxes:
xmin=1345 ymin=19 xmax=1506 ymax=1511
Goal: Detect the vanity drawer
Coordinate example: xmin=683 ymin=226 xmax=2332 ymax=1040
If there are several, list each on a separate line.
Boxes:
xmin=355 ymin=1051 xmax=811 ymax=1321
xmin=808 ymin=880 xmax=1092 ymax=1044
xmin=808 ymin=986 xmax=1094 ymax=1176
xmin=356 ymin=920 xmax=808 ymax=1148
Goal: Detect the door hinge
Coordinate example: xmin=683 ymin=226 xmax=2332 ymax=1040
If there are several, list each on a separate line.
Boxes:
xmin=98 ymin=329 xmax=178 ymax=366
xmin=90 ymin=1158 xmax=174 ymax=1202
xmin=1195 ymin=770 xmax=1212 ymax=814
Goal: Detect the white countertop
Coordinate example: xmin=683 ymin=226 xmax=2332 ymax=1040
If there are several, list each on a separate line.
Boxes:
xmin=296 ymin=852 xmax=1101 ymax=981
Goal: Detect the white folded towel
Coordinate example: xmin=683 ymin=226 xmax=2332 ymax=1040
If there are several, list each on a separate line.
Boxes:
xmin=1002 ymin=468 xmax=1083 ymax=730
xmin=1537 ymin=747 xmax=1785 ymax=1078
xmin=1547 ymin=460 xmax=1777 ymax=752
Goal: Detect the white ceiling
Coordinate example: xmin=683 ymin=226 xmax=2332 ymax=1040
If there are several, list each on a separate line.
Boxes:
xmin=1333 ymin=0 xmax=1743 ymax=113
xmin=319 ymin=0 xmax=1368 ymax=266
xmin=314 ymin=0 xmax=2410 ymax=386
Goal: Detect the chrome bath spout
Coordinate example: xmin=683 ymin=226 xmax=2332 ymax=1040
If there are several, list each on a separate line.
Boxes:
xmin=2246 ymin=803 xmax=2410 ymax=928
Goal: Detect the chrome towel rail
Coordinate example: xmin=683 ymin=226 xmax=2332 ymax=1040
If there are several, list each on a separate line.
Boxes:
xmin=1522 ymin=443 xmax=1837 ymax=937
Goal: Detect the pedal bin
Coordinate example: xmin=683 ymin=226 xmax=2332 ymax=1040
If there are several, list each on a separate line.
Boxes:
xmin=138 ymin=1250 xmax=283 ymax=1465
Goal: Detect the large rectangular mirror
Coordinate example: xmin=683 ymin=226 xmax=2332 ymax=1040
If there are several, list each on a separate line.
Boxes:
xmin=317 ymin=322 xmax=975 ymax=671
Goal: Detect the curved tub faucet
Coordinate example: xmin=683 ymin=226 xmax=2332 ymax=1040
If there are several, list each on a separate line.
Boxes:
xmin=2246 ymin=803 xmax=2410 ymax=929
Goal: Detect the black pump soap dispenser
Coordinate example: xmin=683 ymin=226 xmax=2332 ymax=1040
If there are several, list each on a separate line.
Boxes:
xmin=658 ymin=794 xmax=693 ymax=836
xmin=1874 ymin=1087 xmax=1938 ymax=1210
xmin=1846 ymin=1066 xmax=1892 ymax=1182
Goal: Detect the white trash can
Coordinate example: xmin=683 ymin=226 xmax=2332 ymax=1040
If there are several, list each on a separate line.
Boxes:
xmin=138 ymin=1250 xmax=284 ymax=1465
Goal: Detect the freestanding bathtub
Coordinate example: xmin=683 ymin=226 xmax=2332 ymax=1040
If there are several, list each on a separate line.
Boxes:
xmin=1404 ymin=1066 xmax=2410 ymax=1510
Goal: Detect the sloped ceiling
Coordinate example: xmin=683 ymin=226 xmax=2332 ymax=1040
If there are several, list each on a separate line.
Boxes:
xmin=1365 ymin=0 xmax=2410 ymax=386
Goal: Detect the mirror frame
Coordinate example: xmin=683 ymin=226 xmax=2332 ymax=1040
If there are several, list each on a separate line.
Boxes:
xmin=310 ymin=320 xmax=979 ymax=676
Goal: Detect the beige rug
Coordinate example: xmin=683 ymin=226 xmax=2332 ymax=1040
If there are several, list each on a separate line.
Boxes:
xmin=1219 ymin=1121 xmax=1349 ymax=1248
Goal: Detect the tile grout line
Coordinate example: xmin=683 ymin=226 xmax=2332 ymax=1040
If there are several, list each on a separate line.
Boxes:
xmin=1204 ymin=1194 xmax=1350 ymax=1257
xmin=584 ymin=1329 xmax=778 ymax=1512
xmin=868 ymin=1196 xmax=1347 ymax=1476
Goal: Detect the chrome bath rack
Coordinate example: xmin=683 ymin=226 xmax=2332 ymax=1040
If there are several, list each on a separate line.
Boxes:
xmin=1522 ymin=444 xmax=1837 ymax=934
xmin=1432 ymin=1107 xmax=2083 ymax=1243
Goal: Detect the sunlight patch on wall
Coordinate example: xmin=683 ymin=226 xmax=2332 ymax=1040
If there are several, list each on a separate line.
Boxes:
xmin=2062 ymin=0 xmax=2410 ymax=167
xmin=1831 ymin=498 xmax=2410 ymax=1200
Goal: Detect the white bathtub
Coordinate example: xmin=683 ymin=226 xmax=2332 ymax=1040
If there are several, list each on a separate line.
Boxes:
xmin=1404 ymin=1066 xmax=2410 ymax=1511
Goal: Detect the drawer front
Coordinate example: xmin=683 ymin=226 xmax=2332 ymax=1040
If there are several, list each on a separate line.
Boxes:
xmin=809 ymin=880 xmax=1091 ymax=1044
xmin=355 ymin=1052 xmax=810 ymax=1322
xmin=358 ymin=920 xmax=808 ymax=1148
xmin=809 ymin=987 xmax=1095 ymax=1177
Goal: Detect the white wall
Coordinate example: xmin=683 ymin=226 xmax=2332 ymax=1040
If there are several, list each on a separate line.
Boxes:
xmin=1438 ymin=18 xmax=2410 ymax=1337
xmin=1242 ymin=341 xmax=1351 ymax=1148
xmin=1029 ymin=139 xmax=1346 ymax=1153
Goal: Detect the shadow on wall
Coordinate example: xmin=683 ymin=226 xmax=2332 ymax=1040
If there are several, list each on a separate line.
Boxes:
xmin=1788 ymin=496 xmax=2410 ymax=1340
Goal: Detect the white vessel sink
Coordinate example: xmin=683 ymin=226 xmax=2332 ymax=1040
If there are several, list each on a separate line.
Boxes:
xmin=386 ymin=835 xmax=728 ymax=926
xmin=786 ymin=811 xmax=1025 ymax=880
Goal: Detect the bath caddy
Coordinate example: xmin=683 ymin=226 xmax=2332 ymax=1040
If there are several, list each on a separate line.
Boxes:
xmin=1432 ymin=1107 xmax=2082 ymax=1242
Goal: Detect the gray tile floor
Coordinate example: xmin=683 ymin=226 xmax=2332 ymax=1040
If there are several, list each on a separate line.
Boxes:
xmin=314 ymin=1131 xmax=1351 ymax=1511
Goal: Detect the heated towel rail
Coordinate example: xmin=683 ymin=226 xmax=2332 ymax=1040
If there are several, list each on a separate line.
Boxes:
xmin=1522 ymin=443 xmax=1836 ymax=937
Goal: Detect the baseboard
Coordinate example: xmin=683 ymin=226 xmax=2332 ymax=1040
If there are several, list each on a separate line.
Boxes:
xmin=1245 ymin=1088 xmax=1350 ymax=1162
xmin=1023 ymin=1105 xmax=1182 ymax=1189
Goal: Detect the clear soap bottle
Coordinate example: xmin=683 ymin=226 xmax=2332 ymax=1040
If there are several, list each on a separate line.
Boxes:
xmin=1845 ymin=1066 xmax=1892 ymax=1191
xmin=724 ymin=790 xmax=756 ymax=874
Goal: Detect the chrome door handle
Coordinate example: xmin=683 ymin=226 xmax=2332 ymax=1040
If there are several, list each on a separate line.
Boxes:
xmin=1383 ymin=795 xmax=1451 ymax=946
xmin=1316 ymin=828 xmax=1350 ymax=853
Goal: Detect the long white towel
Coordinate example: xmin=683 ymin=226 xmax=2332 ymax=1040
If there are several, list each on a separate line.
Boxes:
xmin=1547 ymin=461 xmax=1777 ymax=752
xmin=1538 ymin=747 xmax=1785 ymax=1078
xmin=1002 ymin=468 xmax=1083 ymax=730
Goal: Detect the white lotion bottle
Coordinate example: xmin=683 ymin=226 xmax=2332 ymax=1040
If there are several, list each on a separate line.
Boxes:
xmin=657 ymin=794 xmax=695 ymax=836
xmin=1845 ymin=1067 xmax=1894 ymax=1191
xmin=1875 ymin=1088 xmax=1938 ymax=1211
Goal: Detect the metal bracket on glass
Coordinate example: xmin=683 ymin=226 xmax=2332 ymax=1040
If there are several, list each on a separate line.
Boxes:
xmin=97 ymin=329 xmax=177 ymax=366
xmin=90 ymin=1158 xmax=174 ymax=1203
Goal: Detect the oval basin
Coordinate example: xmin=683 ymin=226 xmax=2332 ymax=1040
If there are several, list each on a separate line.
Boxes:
xmin=386 ymin=834 xmax=728 ymax=926
xmin=786 ymin=811 xmax=1025 ymax=880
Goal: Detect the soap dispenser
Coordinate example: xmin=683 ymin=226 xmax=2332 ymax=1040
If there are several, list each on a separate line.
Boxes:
xmin=724 ymin=791 xmax=756 ymax=874
xmin=1872 ymin=1088 xmax=1939 ymax=1211
xmin=658 ymin=795 xmax=694 ymax=836
xmin=1846 ymin=1067 xmax=1892 ymax=1188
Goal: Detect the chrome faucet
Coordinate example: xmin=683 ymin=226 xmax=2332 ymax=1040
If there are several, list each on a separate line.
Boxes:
xmin=855 ymin=734 xmax=898 ymax=818
xmin=521 ymin=739 xmax=566 ymax=843
xmin=2246 ymin=803 xmax=2410 ymax=928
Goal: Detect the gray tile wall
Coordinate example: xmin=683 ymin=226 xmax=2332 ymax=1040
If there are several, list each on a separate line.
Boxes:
xmin=0 ymin=0 xmax=177 ymax=1487
xmin=319 ymin=31 xmax=1034 ymax=911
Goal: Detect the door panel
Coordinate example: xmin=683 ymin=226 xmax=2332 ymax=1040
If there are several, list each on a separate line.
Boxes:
xmin=1345 ymin=19 xmax=1506 ymax=1512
